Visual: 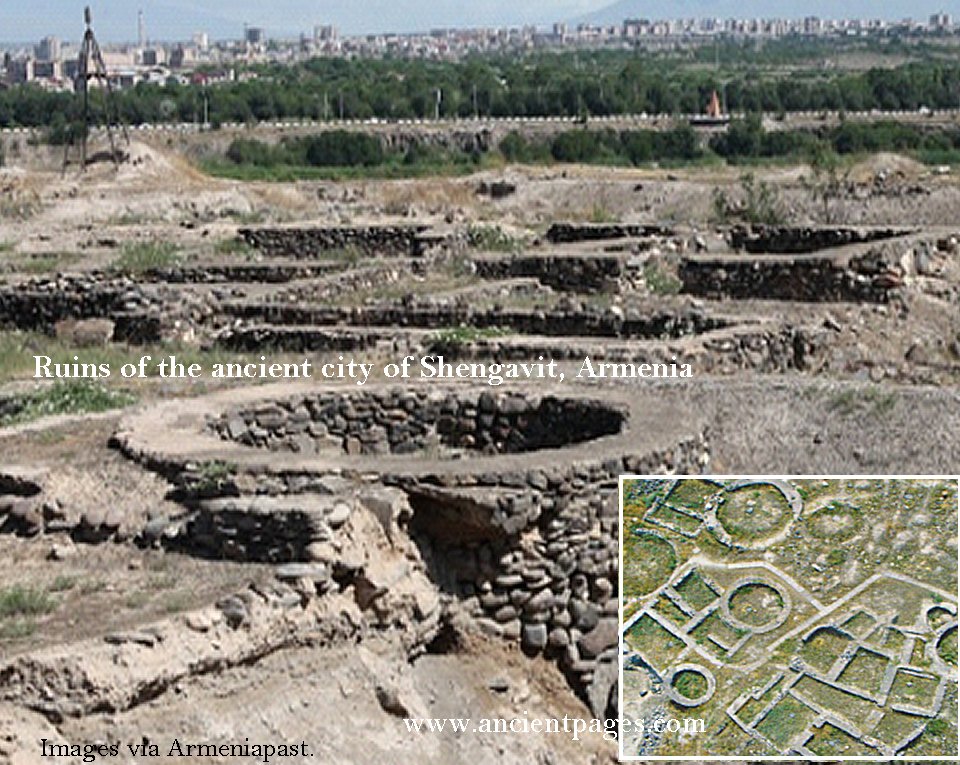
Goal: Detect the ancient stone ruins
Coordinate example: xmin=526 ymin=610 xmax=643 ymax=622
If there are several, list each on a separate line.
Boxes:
xmin=1 ymin=142 xmax=960 ymax=761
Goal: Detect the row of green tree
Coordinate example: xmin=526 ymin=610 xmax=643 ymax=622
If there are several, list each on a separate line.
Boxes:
xmin=710 ymin=117 xmax=960 ymax=160
xmin=221 ymin=127 xmax=704 ymax=171
xmin=218 ymin=121 xmax=960 ymax=173
xmin=4 ymin=50 xmax=960 ymax=129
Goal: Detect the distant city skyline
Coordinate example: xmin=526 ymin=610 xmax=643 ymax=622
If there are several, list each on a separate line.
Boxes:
xmin=2 ymin=1 xmax=960 ymax=43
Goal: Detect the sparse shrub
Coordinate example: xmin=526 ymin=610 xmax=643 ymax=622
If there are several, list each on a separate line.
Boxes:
xmin=0 ymin=619 xmax=37 ymax=639
xmin=643 ymin=260 xmax=682 ymax=295
xmin=0 ymin=585 xmax=56 ymax=617
xmin=215 ymin=237 xmax=257 ymax=258
xmin=431 ymin=325 xmax=510 ymax=346
xmin=189 ymin=460 xmax=237 ymax=494
xmin=801 ymin=146 xmax=850 ymax=224
xmin=49 ymin=575 xmax=78 ymax=592
xmin=114 ymin=241 xmax=181 ymax=272
xmin=712 ymin=173 xmax=785 ymax=225
xmin=0 ymin=380 xmax=136 ymax=426
xmin=466 ymin=224 xmax=525 ymax=253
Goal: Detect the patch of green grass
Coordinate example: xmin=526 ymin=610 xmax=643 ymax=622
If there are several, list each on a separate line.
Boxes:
xmin=652 ymin=595 xmax=690 ymax=626
xmin=673 ymin=670 xmax=708 ymax=700
xmin=0 ymin=618 xmax=37 ymax=639
xmin=111 ymin=212 xmax=149 ymax=226
xmin=161 ymin=592 xmax=192 ymax=614
xmin=623 ymin=531 xmax=677 ymax=599
xmin=189 ymin=460 xmax=236 ymax=494
xmin=149 ymin=574 xmax=178 ymax=591
xmin=0 ymin=380 xmax=136 ymax=427
xmin=0 ymin=585 xmax=56 ymax=617
xmin=79 ymin=579 xmax=107 ymax=595
xmin=588 ymin=204 xmax=618 ymax=224
xmin=826 ymin=386 xmax=897 ymax=417
xmin=113 ymin=241 xmax=181 ymax=272
xmin=838 ymin=647 xmax=889 ymax=694
xmin=431 ymin=324 xmax=511 ymax=346
xmin=728 ymin=583 xmax=784 ymax=627
xmin=214 ymin=237 xmax=257 ymax=258
xmin=643 ymin=261 xmax=682 ymax=295
xmin=826 ymin=549 xmax=847 ymax=566
xmin=674 ymin=569 xmax=719 ymax=611
xmin=124 ymin=591 xmax=151 ymax=609
xmin=466 ymin=224 xmax=526 ymax=253
xmin=756 ymin=696 xmax=817 ymax=747
xmin=667 ymin=479 xmax=719 ymax=510
xmin=937 ymin=626 xmax=957 ymax=667
xmin=49 ymin=575 xmax=78 ymax=593
xmin=625 ymin=614 xmax=685 ymax=668
xmin=13 ymin=252 xmax=82 ymax=275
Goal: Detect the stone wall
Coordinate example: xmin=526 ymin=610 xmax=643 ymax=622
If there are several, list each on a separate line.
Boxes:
xmin=679 ymin=257 xmax=895 ymax=303
xmin=0 ymin=275 xmax=192 ymax=344
xmin=473 ymin=254 xmax=625 ymax=294
xmin=546 ymin=223 xmax=674 ymax=244
xmin=209 ymin=389 xmax=626 ymax=458
xmin=238 ymin=225 xmax=434 ymax=258
xmin=0 ymin=276 xmax=146 ymax=334
xmin=434 ymin=325 xmax=829 ymax=376
xmin=112 ymin=384 xmax=711 ymax=719
xmin=728 ymin=225 xmax=908 ymax=254
xmin=138 ymin=262 xmax=343 ymax=284
xmin=219 ymin=302 xmax=732 ymax=340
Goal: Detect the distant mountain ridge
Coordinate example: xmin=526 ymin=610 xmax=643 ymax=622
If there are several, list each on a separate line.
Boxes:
xmin=575 ymin=1 xmax=959 ymax=25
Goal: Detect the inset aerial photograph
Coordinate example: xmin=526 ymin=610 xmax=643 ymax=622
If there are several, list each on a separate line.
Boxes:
xmin=620 ymin=477 xmax=959 ymax=758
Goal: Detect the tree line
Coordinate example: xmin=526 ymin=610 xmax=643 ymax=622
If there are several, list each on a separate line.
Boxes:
xmin=212 ymin=120 xmax=960 ymax=177
xmin=3 ymin=50 xmax=960 ymax=130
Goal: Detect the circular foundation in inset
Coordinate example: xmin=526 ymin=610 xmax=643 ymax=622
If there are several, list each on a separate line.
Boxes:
xmin=622 ymin=530 xmax=677 ymax=599
xmin=805 ymin=501 xmax=863 ymax=543
xmin=716 ymin=485 xmax=792 ymax=547
xmin=664 ymin=663 xmax=716 ymax=707
xmin=931 ymin=622 xmax=958 ymax=674
xmin=720 ymin=578 xmax=792 ymax=634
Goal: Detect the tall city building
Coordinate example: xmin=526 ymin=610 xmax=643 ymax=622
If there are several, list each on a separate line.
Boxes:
xmin=314 ymin=25 xmax=338 ymax=42
xmin=245 ymin=26 xmax=266 ymax=45
xmin=37 ymin=35 xmax=61 ymax=62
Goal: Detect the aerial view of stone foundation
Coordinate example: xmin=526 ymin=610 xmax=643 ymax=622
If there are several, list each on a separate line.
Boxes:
xmin=620 ymin=477 xmax=959 ymax=757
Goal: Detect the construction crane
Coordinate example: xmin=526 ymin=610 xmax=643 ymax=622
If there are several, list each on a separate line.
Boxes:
xmin=65 ymin=6 xmax=130 ymax=171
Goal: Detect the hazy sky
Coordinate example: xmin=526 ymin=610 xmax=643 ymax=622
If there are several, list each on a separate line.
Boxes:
xmin=2 ymin=1 xmax=960 ymax=43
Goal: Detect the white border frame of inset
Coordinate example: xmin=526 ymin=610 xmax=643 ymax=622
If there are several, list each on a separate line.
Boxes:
xmin=618 ymin=474 xmax=960 ymax=762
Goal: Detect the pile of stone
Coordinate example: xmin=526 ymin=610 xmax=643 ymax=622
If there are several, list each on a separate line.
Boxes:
xmin=176 ymin=494 xmax=355 ymax=563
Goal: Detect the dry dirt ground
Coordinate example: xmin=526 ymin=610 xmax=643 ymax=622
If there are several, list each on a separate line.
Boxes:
xmin=1 ymin=135 xmax=959 ymax=763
